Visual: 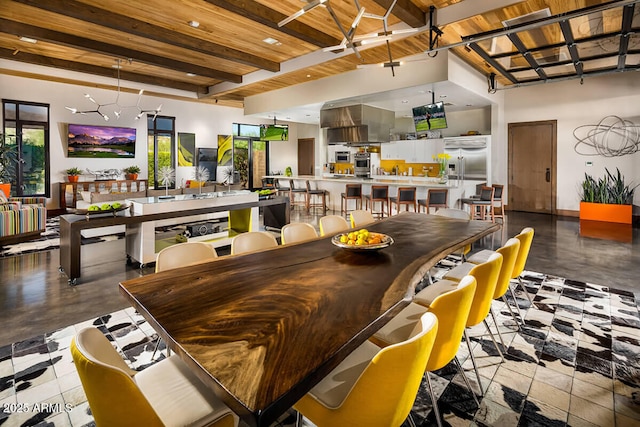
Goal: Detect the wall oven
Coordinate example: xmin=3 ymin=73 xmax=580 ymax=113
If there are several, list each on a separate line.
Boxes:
xmin=354 ymin=153 xmax=371 ymax=177
xmin=335 ymin=151 xmax=350 ymax=163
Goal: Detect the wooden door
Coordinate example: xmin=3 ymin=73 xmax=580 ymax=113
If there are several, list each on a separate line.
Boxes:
xmin=508 ymin=120 xmax=556 ymax=214
xmin=298 ymin=138 xmax=315 ymax=176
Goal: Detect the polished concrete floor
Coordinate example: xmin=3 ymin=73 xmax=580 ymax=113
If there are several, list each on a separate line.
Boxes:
xmin=0 ymin=210 xmax=638 ymax=349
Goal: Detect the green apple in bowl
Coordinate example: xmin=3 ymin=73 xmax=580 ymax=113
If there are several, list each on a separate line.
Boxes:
xmin=88 ymin=205 xmax=100 ymax=212
xmin=111 ymin=202 xmax=122 ymax=209
xmin=101 ymin=203 xmax=112 ymax=211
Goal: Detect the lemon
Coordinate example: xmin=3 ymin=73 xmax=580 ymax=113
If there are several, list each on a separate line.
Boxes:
xmin=340 ymin=235 xmax=348 ymax=243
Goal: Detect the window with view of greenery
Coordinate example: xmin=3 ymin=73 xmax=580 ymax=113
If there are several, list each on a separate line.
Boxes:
xmin=147 ymin=116 xmax=175 ymax=189
xmin=2 ymin=100 xmax=50 ymax=197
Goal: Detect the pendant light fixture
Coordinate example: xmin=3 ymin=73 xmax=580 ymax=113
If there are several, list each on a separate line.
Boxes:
xmin=65 ymin=59 xmax=162 ymax=121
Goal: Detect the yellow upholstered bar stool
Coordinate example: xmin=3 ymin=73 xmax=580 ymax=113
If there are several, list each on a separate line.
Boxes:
xmin=281 ymin=222 xmax=318 ymax=244
xmin=417 ymin=188 xmax=448 ymax=214
xmin=349 ymin=209 xmax=376 ymax=228
xmin=71 ymin=327 xmax=238 ymax=427
xmin=231 ymin=231 xmax=278 ymax=255
xmin=155 ymin=242 xmax=218 ymax=273
xmin=389 ymin=186 xmax=417 ymax=215
xmin=363 ymin=185 xmax=390 ymax=218
xmin=289 ymin=179 xmax=307 ymax=210
xmin=467 ymin=237 xmax=523 ymax=327
xmin=294 ymin=312 xmax=438 ymax=427
xmin=422 ymin=253 xmax=505 ymax=394
xmin=306 ymin=180 xmax=328 ymax=213
xmin=372 ymin=276 xmax=479 ymax=427
xmin=319 ymin=215 xmax=349 ymax=236
xmin=340 ymin=183 xmax=362 ymax=217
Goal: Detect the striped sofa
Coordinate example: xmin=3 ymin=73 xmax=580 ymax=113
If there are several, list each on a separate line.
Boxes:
xmin=0 ymin=196 xmax=47 ymax=246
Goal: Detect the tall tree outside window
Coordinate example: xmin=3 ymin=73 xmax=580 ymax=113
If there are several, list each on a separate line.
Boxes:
xmin=2 ymin=100 xmax=50 ymax=197
xmin=147 ymin=116 xmax=175 ymax=189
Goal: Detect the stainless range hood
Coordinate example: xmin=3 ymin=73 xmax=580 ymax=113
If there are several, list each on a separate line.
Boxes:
xmin=320 ymin=104 xmax=395 ymax=145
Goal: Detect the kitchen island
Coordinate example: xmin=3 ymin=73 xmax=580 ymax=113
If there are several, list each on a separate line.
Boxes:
xmin=264 ymin=174 xmax=484 ymax=211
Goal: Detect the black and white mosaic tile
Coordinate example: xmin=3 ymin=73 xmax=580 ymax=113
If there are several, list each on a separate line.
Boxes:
xmin=1 ymin=270 xmax=639 ymax=427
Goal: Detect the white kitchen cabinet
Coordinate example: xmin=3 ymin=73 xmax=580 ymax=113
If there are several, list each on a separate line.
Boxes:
xmin=381 ymin=141 xmax=399 ymax=159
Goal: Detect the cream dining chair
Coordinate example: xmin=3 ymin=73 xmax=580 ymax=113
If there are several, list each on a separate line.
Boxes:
xmin=281 ymin=222 xmax=319 ymax=244
xmin=349 ymin=209 xmax=376 ymax=228
xmin=155 ymin=241 xmax=218 ymax=273
xmin=319 ymin=215 xmax=350 ymax=236
xmin=231 ymin=231 xmax=278 ymax=255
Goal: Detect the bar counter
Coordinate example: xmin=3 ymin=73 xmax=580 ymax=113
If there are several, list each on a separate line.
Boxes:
xmin=264 ymin=174 xmax=484 ymax=210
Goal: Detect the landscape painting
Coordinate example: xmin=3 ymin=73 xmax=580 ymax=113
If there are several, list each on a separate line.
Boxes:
xmin=67 ymin=124 xmax=136 ymax=158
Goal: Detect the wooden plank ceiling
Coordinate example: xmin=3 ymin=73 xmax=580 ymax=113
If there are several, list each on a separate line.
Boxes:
xmin=0 ymin=0 xmax=636 ymax=109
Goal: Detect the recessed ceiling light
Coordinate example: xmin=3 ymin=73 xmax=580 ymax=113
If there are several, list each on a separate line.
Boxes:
xmin=401 ymin=100 xmax=409 ymax=103
xmin=263 ymin=37 xmax=279 ymax=45
xmin=188 ymin=20 xmax=200 ymax=28
xmin=306 ymin=74 xmax=311 ymax=78
xmin=19 ymin=36 xmax=37 ymax=44
xmin=186 ymin=73 xmax=197 ymax=77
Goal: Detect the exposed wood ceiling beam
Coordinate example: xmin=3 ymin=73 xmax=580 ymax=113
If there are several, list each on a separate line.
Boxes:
xmin=0 ymin=18 xmax=242 ymax=83
xmin=0 ymin=48 xmax=206 ymax=93
xmin=371 ymin=0 xmax=426 ymax=28
xmin=11 ymin=0 xmax=281 ymax=72
xmin=202 ymin=0 xmax=342 ymax=47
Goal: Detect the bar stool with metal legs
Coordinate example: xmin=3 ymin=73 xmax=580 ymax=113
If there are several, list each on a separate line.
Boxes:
xmin=389 ymin=186 xmax=417 ymax=215
xmin=305 ymin=180 xmax=328 ymax=213
xmin=340 ymin=183 xmax=362 ymax=218
xmin=289 ymin=179 xmax=307 ymax=210
xmin=363 ymin=185 xmax=390 ymax=219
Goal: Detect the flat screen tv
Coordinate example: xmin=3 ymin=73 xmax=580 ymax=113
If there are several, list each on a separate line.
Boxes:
xmin=67 ymin=124 xmax=136 ymax=158
xmin=260 ymin=124 xmax=288 ymax=141
xmin=412 ymin=101 xmax=447 ymax=133
xmin=197 ymin=147 xmax=218 ymax=181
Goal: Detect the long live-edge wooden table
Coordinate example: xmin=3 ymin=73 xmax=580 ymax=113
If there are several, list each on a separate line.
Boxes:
xmin=119 ymin=212 xmax=500 ymax=427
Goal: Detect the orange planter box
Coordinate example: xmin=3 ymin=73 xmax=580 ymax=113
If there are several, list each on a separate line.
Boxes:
xmin=0 ymin=183 xmax=10 ymax=197
xmin=579 ymin=201 xmax=632 ymax=224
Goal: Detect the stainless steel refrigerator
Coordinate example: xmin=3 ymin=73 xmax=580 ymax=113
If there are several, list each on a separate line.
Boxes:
xmin=443 ymin=137 xmax=488 ymax=181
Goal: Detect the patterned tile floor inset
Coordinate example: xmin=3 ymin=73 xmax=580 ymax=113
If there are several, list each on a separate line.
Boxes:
xmin=1 ymin=266 xmax=640 ymax=427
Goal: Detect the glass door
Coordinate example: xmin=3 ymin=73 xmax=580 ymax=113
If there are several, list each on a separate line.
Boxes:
xmin=2 ymin=101 xmax=50 ymax=197
xmin=233 ymin=137 xmax=268 ymax=191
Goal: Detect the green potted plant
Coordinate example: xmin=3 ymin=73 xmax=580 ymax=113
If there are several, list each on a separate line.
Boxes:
xmin=0 ymin=132 xmax=17 ymax=197
xmin=123 ymin=165 xmax=141 ymax=180
xmin=65 ymin=167 xmax=83 ymax=183
xmin=579 ymin=167 xmax=637 ymax=224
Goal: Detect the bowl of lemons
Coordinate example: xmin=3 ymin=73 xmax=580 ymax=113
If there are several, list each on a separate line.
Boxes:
xmin=331 ymin=228 xmax=394 ymax=251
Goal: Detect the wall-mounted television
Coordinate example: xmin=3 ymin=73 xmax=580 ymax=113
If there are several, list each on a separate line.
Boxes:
xmin=412 ymin=102 xmax=447 ymax=133
xmin=197 ymin=147 xmax=218 ymax=181
xmin=260 ymin=124 xmax=288 ymax=141
xmin=67 ymin=124 xmax=136 ymax=158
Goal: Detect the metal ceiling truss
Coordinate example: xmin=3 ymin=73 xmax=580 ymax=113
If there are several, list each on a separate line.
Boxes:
xmin=428 ymin=0 xmax=640 ymax=91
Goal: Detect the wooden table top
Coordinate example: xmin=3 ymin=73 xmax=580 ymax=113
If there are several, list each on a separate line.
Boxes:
xmin=119 ymin=212 xmax=500 ymax=426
